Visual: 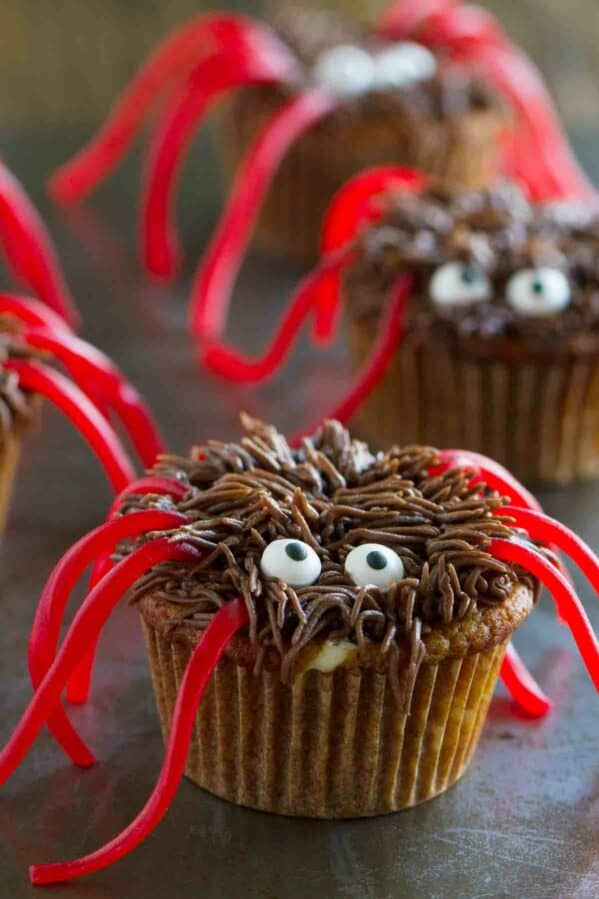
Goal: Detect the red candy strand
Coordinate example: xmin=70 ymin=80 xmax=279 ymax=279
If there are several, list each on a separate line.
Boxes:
xmin=490 ymin=538 xmax=599 ymax=692
xmin=19 ymin=328 xmax=165 ymax=467
xmin=501 ymin=643 xmax=552 ymax=718
xmin=292 ymin=275 xmax=413 ymax=444
xmin=28 ymin=511 xmax=187 ymax=760
xmin=203 ymin=246 xmax=353 ymax=383
xmin=0 ymin=540 xmax=198 ymax=788
xmin=316 ymin=166 xmax=426 ymax=344
xmin=142 ymin=53 xmax=296 ymax=280
xmin=0 ymin=292 xmax=72 ymax=334
xmin=190 ymin=88 xmax=337 ymax=341
xmin=67 ymin=480 xmax=187 ymax=706
xmin=5 ymin=360 xmax=135 ymax=492
xmin=47 ymin=14 xmax=284 ymax=204
xmin=30 ymin=598 xmax=247 ymax=885
xmin=0 ymin=161 xmax=79 ymax=327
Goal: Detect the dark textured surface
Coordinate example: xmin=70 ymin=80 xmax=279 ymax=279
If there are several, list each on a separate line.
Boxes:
xmin=0 ymin=121 xmax=598 ymax=899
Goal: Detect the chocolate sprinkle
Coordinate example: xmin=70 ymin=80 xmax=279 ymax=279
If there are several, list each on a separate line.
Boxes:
xmin=124 ymin=416 xmax=536 ymax=706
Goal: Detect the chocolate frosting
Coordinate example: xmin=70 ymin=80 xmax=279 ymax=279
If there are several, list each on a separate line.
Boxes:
xmin=260 ymin=4 xmax=502 ymax=124
xmin=345 ymin=182 xmax=599 ymax=357
xmin=126 ymin=416 xmax=536 ymax=703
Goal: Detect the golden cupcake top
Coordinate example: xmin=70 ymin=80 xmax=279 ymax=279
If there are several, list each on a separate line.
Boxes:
xmin=124 ymin=416 xmax=537 ymax=703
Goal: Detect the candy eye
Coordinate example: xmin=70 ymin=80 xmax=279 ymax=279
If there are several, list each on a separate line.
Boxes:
xmin=373 ymin=42 xmax=437 ymax=90
xmin=345 ymin=543 xmax=404 ymax=588
xmin=506 ymin=268 xmax=571 ymax=317
xmin=312 ymin=45 xmax=375 ymax=97
xmin=260 ymin=539 xmax=321 ymax=587
xmin=429 ymin=262 xmax=492 ymax=309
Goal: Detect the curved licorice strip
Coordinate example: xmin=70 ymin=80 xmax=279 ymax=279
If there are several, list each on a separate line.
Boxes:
xmin=203 ymin=245 xmax=354 ymax=383
xmin=142 ymin=53 xmax=295 ymax=280
xmin=0 ymin=540 xmax=199 ymax=788
xmin=47 ymin=14 xmax=283 ymax=204
xmin=501 ymin=644 xmax=552 ymax=718
xmin=0 ymin=292 xmax=72 ymax=334
xmin=490 ymin=538 xmax=599 ymax=691
xmin=291 ymin=274 xmax=413 ymax=445
xmin=379 ymin=1 xmax=594 ymax=202
xmin=315 ymin=166 xmax=427 ymax=344
xmin=5 ymin=360 xmax=135 ymax=492
xmin=30 ymin=598 xmax=247 ymax=885
xmin=190 ymin=88 xmax=337 ymax=342
xmin=28 ymin=511 xmax=188 ymax=761
xmin=67 ymin=478 xmax=188 ymax=706
xmin=19 ymin=327 xmax=165 ymax=468
xmin=0 ymin=161 xmax=79 ymax=327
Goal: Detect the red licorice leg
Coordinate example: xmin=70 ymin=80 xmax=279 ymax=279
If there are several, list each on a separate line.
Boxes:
xmin=47 ymin=14 xmax=284 ymax=203
xmin=5 ymin=360 xmax=135 ymax=492
xmin=316 ymin=166 xmax=426 ymax=344
xmin=0 ymin=292 xmax=72 ymax=334
xmin=190 ymin=88 xmax=337 ymax=342
xmin=501 ymin=644 xmax=552 ymax=717
xmin=30 ymin=598 xmax=247 ymax=885
xmin=19 ymin=329 xmax=165 ymax=467
xmin=470 ymin=43 xmax=596 ymax=202
xmin=0 ymin=540 xmax=199 ymax=788
xmin=499 ymin=507 xmax=599 ymax=589
xmin=291 ymin=275 xmax=413 ymax=445
xmin=490 ymin=538 xmax=599 ymax=691
xmin=67 ymin=479 xmax=187 ymax=706
xmin=142 ymin=55 xmax=289 ymax=280
xmin=0 ymin=161 xmax=79 ymax=327
xmin=203 ymin=246 xmax=354 ymax=383
xmin=29 ymin=511 xmax=187 ymax=761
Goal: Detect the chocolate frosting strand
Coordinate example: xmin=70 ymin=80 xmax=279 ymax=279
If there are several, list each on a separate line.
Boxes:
xmin=124 ymin=415 xmax=535 ymax=708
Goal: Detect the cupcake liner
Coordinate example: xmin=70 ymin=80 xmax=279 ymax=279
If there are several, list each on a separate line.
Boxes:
xmin=0 ymin=432 xmax=21 ymax=539
xmin=141 ymin=616 xmax=507 ymax=818
xmin=219 ymin=93 xmax=504 ymax=260
xmin=348 ymin=322 xmax=599 ymax=485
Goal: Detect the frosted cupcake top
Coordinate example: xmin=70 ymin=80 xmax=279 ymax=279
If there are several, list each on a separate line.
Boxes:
xmin=345 ymin=181 xmax=599 ymax=353
xmin=125 ymin=416 xmax=536 ymax=702
xmin=264 ymin=4 xmax=501 ymax=119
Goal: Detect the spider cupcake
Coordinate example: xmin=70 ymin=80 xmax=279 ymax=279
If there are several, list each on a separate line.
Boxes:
xmin=1 ymin=416 xmax=598 ymax=884
xmin=199 ymin=165 xmax=599 ymax=485
xmin=48 ymin=0 xmax=591 ymax=317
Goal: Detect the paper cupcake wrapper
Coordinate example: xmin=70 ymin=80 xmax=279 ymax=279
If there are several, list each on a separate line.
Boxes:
xmin=142 ymin=617 xmax=506 ymax=818
xmin=0 ymin=432 xmax=21 ymax=539
xmin=348 ymin=324 xmax=599 ymax=485
xmin=219 ymin=95 xmax=504 ymax=260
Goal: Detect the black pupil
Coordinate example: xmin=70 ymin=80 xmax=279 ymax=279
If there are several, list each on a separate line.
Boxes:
xmin=460 ymin=266 xmax=477 ymax=285
xmin=285 ymin=542 xmax=308 ymax=562
xmin=531 ymin=278 xmax=545 ymax=294
xmin=366 ymin=550 xmax=387 ymax=571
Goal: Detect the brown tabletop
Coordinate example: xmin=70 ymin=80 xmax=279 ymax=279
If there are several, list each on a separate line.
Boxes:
xmin=0 ymin=125 xmax=598 ymax=899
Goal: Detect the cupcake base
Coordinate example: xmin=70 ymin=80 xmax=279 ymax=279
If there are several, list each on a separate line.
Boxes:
xmin=0 ymin=432 xmax=21 ymax=538
xmin=220 ymin=89 xmax=505 ymax=261
xmin=348 ymin=323 xmax=599 ymax=485
xmin=141 ymin=614 xmax=510 ymax=818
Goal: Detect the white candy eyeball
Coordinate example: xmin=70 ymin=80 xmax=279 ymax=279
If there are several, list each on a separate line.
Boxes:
xmin=312 ymin=45 xmax=375 ymax=98
xmin=506 ymin=267 xmax=571 ymax=318
xmin=373 ymin=41 xmax=437 ymax=90
xmin=429 ymin=262 xmax=492 ymax=309
xmin=345 ymin=543 xmax=404 ymax=589
xmin=260 ymin=539 xmax=321 ymax=587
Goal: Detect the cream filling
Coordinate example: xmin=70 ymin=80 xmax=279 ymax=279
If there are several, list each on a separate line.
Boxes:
xmin=306 ymin=639 xmax=358 ymax=673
